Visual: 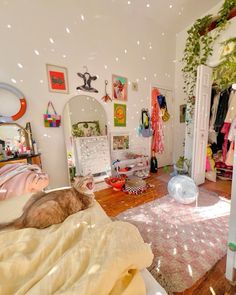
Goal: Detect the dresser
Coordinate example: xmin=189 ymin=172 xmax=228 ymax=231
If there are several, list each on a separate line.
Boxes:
xmin=74 ymin=136 xmax=111 ymax=180
xmin=0 ymin=154 xmax=42 ymax=169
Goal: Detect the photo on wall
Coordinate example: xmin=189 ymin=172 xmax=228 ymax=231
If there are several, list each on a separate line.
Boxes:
xmin=46 ymin=64 xmax=69 ymax=94
xmin=112 ymin=74 xmax=128 ymax=101
xmin=114 ymin=103 xmax=126 ymax=127
xmin=111 ymin=133 xmax=129 ymax=151
xmin=180 ymin=104 xmax=187 ymax=123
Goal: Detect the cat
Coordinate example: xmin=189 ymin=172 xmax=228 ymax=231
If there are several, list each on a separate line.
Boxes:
xmin=0 ymin=175 xmax=95 ymax=230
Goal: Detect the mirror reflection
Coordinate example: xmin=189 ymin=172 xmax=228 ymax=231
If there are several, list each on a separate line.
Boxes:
xmin=64 ymin=95 xmax=111 ymax=183
xmin=0 ymin=123 xmax=32 ymax=159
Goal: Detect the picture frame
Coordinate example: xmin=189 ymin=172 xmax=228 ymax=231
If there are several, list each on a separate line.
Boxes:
xmin=112 ymin=74 xmax=128 ymax=101
xmin=46 ymin=64 xmax=69 ymax=94
xmin=111 ymin=133 xmax=129 ymax=151
xmin=114 ymin=103 xmax=126 ymax=127
xmin=180 ymin=104 xmax=187 ymax=123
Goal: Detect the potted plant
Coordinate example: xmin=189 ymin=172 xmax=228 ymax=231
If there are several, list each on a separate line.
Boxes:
xmin=174 ymin=157 xmax=191 ymax=175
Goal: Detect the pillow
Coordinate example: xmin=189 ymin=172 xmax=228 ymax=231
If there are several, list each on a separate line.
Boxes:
xmin=0 ymin=193 xmax=33 ymax=223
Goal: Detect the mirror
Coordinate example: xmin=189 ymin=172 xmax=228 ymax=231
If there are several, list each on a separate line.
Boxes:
xmin=64 ymin=95 xmax=111 ymax=183
xmin=0 ymin=122 xmax=33 ymax=160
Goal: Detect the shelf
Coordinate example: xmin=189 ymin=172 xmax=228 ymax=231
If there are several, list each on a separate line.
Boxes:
xmin=117 ymin=165 xmax=149 ymax=175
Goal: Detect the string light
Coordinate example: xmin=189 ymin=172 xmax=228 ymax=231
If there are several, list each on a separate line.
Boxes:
xmin=34 ymin=49 xmax=39 ymax=55
xmin=66 ymin=27 xmax=70 ymax=33
xmin=11 ymin=78 xmax=16 ymax=83
xmin=49 ymin=38 xmax=54 ymax=44
xmin=81 ymin=14 xmax=85 ymax=21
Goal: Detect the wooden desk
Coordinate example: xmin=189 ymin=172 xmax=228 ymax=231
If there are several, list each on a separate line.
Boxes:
xmin=0 ymin=154 xmax=42 ymax=168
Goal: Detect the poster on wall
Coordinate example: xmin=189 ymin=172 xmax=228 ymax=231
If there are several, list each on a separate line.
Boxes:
xmin=180 ymin=104 xmax=187 ymax=123
xmin=46 ymin=64 xmax=69 ymax=94
xmin=111 ymin=133 xmax=129 ymax=150
xmin=114 ymin=103 xmax=126 ymax=127
xmin=112 ymin=74 xmax=128 ymax=101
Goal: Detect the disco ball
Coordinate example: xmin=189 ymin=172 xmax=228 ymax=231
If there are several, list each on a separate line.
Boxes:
xmin=167 ymin=175 xmax=198 ymax=205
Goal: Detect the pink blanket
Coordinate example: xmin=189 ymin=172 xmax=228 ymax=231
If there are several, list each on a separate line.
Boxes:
xmin=0 ymin=163 xmax=49 ymax=200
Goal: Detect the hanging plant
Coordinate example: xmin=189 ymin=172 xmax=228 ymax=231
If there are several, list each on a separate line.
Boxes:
xmin=182 ymin=0 xmax=236 ymax=122
xmin=213 ymin=38 xmax=236 ymax=90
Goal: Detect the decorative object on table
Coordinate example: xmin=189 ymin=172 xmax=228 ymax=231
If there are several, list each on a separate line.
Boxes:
xmin=0 ymin=83 xmax=27 ymax=123
xmin=111 ymin=133 xmax=129 ymax=150
xmin=157 ymin=94 xmax=170 ymax=122
xmin=112 ymin=74 xmax=128 ymax=101
xmin=179 ymin=104 xmax=187 ymax=123
xmin=72 ymin=121 xmax=101 ymax=137
xmin=104 ymin=176 xmax=126 ymax=191
xmin=43 ymin=101 xmax=61 ymax=127
xmin=150 ymin=151 xmax=158 ymax=173
xmin=132 ymin=82 xmax=138 ymax=91
xmin=101 ymin=80 xmax=112 ymax=102
xmin=138 ymin=108 xmax=153 ymax=137
xmin=114 ymin=103 xmax=126 ymax=127
xmin=118 ymin=190 xmax=230 ymax=293
xmin=46 ymin=64 xmax=69 ymax=94
xmin=151 ymin=88 xmax=164 ymax=154
xmin=76 ymin=67 xmax=98 ymax=93
xmin=123 ymin=176 xmax=148 ymax=195
xmin=168 ymin=175 xmax=198 ymax=204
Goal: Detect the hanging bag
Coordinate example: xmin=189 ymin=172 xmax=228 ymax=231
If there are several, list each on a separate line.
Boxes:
xmin=44 ymin=101 xmax=61 ymax=127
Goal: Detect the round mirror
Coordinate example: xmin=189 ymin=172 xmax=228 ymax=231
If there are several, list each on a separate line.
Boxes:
xmin=64 ymin=95 xmax=111 ymax=184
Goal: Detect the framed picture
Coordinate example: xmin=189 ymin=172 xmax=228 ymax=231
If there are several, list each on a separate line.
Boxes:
xmin=114 ymin=103 xmax=126 ymax=127
xmin=112 ymin=74 xmax=128 ymax=101
xmin=111 ymin=133 xmax=129 ymax=151
xmin=46 ymin=64 xmax=69 ymax=93
xmin=180 ymin=104 xmax=187 ymax=123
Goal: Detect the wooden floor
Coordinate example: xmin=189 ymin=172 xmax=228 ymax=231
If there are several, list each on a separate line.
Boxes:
xmin=95 ymin=167 xmax=235 ymax=295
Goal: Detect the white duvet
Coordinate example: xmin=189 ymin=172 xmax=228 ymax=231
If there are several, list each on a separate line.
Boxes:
xmin=0 ymin=202 xmax=153 ymax=295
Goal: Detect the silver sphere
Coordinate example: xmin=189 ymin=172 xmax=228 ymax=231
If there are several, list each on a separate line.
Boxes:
xmin=167 ymin=175 xmax=198 ymax=204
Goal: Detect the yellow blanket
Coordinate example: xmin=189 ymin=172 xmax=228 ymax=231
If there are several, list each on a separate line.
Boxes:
xmin=0 ymin=202 xmax=153 ymax=295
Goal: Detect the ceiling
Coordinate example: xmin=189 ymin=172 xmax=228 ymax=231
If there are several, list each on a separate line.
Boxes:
xmin=78 ymin=0 xmax=223 ymax=34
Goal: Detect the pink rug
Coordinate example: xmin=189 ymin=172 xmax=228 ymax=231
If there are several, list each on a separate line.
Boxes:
xmin=117 ymin=189 xmax=230 ymax=293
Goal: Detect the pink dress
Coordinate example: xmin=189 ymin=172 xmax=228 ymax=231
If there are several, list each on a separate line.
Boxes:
xmin=151 ymin=88 xmax=164 ymax=154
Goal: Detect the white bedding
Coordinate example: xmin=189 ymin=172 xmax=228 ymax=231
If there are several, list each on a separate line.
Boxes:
xmin=0 ymin=192 xmax=167 ymax=295
xmin=0 ymin=199 xmax=155 ymax=295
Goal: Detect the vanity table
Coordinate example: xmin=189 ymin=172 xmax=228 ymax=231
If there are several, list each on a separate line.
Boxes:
xmin=0 ymin=154 xmax=42 ymax=168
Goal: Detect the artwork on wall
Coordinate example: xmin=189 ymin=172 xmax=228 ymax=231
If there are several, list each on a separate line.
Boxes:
xmin=72 ymin=121 xmax=101 ymax=137
xmin=76 ymin=70 xmax=98 ymax=93
xmin=180 ymin=104 xmax=187 ymax=123
xmin=111 ymin=133 xmax=129 ymax=151
xmin=46 ymin=64 xmax=69 ymax=94
xmin=112 ymin=74 xmax=128 ymax=101
xmin=114 ymin=103 xmax=126 ymax=127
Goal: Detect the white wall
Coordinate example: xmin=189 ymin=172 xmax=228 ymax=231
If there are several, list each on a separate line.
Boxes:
xmin=173 ymin=0 xmax=236 ymax=161
xmin=0 ymin=0 xmax=175 ymax=188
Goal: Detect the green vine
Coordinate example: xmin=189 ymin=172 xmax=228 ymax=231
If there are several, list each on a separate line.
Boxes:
xmin=213 ymin=38 xmax=236 ymax=89
xmin=182 ymin=0 xmax=236 ymax=122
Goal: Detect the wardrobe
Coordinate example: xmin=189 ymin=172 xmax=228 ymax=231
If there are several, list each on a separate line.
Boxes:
xmin=208 ymin=85 xmax=236 ymax=182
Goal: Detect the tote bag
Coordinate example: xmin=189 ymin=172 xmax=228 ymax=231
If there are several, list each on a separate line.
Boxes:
xmin=44 ymin=101 xmax=61 ymax=127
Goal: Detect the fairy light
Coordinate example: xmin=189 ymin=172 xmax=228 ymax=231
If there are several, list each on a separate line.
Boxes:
xmin=34 ymin=49 xmax=39 ymax=55
xmin=17 ymin=63 xmax=23 ymax=68
xmin=66 ymin=27 xmax=70 ymax=33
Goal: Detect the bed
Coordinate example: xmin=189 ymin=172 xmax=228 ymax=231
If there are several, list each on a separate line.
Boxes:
xmin=0 ymin=192 xmax=167 ymax=295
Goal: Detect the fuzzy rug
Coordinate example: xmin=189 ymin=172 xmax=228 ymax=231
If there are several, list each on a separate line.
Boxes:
xmin=117 ymin=189 xmax=230 ymax=294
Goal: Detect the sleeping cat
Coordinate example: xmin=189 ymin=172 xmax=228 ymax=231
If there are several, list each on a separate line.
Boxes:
xmin=0 ymin=175 xmax=95 ymax=230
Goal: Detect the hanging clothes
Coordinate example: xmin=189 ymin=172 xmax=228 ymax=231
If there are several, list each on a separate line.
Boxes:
xmin=224 ymin=117 xmax=236 ymax=166
xmin=221 ymin=122 xmax=231 ymax=162
xmin=225 ymin=90 xmax=236 ymax=123
xmin=209 ymin=92 xmax=220 ymax=144
xmin=151 ymin=88 xmax=164 ymax=154
xmin=214 ymin=89 xmax=230 ymax=132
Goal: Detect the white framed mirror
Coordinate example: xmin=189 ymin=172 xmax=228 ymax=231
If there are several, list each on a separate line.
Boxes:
xmin=63 ymin=95 xmax=111 ymax=185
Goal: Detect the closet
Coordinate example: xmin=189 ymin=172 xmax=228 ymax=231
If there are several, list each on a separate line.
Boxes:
xmin=207 ymin=84 xmax=236 ymax=183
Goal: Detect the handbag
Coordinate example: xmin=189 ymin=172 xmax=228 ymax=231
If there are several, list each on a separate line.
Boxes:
xmin=162 ymin=107 xmax=170 ymax=122
xmin=44 ymin=101 xmax=61 ymax=127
